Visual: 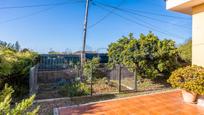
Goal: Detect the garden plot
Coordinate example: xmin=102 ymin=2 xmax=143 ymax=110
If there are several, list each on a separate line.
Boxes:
xmin=36 ymin=78 xmax=119 ymax=99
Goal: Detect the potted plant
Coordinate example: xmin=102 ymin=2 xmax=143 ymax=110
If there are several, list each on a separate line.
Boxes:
xmin=168 ymin=65 xmax=204 ymax=103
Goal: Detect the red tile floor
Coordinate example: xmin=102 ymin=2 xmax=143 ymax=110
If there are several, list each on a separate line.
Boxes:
xmin=56 ymin=90 xmax=204 ymax=115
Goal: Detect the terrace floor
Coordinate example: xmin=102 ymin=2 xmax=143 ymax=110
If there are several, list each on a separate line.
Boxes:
xmin=55 ymin=90 xmax=204 ymax=115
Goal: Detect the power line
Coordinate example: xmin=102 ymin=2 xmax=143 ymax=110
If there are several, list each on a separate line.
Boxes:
xmin=96 ymin=1 xmax=191 ymax=28
xmin=95 ymin=1 xmax=191 ymax=29
xmin=135 ymin=17 xmax=187 ymax=39
xmin=0 ymin=7 xmax=53 ymax=24
xmin=88 ymin=0 xmax=125 ymax=29
xmin=0 ymin=0 xmax=83 ymax=10
xmin=98 ymin=3 xmax=189 ymax=38
xmin=93 ymin=3 xmax=186 ymax=39
xmin=126 ymin=11 xmax=191 ymax=29
xmin=0 ymin=1 xmax=83 ymax=24
xmin=95 ymin=1 xmax=189 ymax=20
xmin=126 ymin=9 xmax=191 ymax=20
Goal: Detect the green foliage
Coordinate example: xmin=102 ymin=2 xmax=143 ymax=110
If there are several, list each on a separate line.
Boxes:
xmin=108 ymin=33 xmax=134 ymax=68
xmin=108 ymin=32 xmax=180 ymax=79
xmin=83 ymin=57 xmax=100 ymax=81
xmin=0 ymin=41 xmax=38 ymax=97
xmin=59 ymin=81 xmax=90 ymax=97
xmin=177 ymin=39 xmax=192 ymax=64
xmin=68 ymin=61 xmax=80 ymax=69
xmin=0 ymin=41 xmax=16 ymax=51
xmin=168 ymin=65 xmax=204 ymax=95
xmin=0 ymin=84 xmax=39 ymax=115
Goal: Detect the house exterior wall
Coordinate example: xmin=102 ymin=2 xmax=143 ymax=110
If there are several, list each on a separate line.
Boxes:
xmin=166 ymin=0 xmax=204 ymax=66
xmin=192 ymin=4 xmax=204 ymax=66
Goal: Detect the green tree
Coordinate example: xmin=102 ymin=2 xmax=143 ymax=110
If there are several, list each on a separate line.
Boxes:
xmin=0 ymin=41 xmax=38 ymax=97
xmin=0 ymin=84 xmax=39 ymax=115
xmin=14 ymin=41 xmax=20 ymax=52
xmin=108 ymin=33 xmax=134 ymax=68
xmin=177 ymin=39 xmax=192 ymax=64
xmin=0 ymin=41 xmax=16 ymax=51
xmin=108 ymin=32 xmax=180 ymax=79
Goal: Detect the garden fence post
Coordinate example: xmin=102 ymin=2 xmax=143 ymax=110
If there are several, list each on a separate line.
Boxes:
xmin=118 ymin=64 xmax=122 ymax=92
xmin=79 ymin=67 xmax=83 ymax=82
xmin=77 ymin=67 xmax=80 ymax=79
xmin=90 ymin=65 xmax=93 ymax=96
xmin=134 ymin=68 xmax=137 ymax=91
xmin=35 ymin=64 xmax=39 ymax=94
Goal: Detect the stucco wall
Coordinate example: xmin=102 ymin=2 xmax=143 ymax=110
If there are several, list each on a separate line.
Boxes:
xmin=192 ymin=3 xmax=204 ymax=66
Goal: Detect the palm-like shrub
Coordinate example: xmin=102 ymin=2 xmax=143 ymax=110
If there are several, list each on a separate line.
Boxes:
xmin=0 ymin=84 xmax=39 ymax=115
xmin=168 ymin=65 xmax=204 ymax=95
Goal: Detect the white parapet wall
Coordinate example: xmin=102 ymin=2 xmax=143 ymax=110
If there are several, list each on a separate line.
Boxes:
xmin=166 ymin=0 xmax=204 ymax=66
xmin=166 ymin=0 xmax=190 ymax=9
xmin=166 ymin=0 xmax=204 ymax=14
xmin=192 ymin=4 xmax=204 ymax=67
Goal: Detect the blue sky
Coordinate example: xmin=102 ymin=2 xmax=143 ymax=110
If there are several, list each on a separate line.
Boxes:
xmin=0 ymin=0 xmax=192 ymax=53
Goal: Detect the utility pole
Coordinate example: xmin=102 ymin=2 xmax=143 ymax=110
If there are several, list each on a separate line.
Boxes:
xmin=81 ymin=0 xmax=90 ymax=68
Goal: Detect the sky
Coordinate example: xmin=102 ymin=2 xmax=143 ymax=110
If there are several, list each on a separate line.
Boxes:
xmin=0 ymin=0 xmax=192 ymax=53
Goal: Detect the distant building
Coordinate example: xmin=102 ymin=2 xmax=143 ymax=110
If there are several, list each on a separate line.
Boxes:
xmin=73 ymin=50 xmax=108 ymax=63
xmin=73 ymin=50 xmax=97 ymax=55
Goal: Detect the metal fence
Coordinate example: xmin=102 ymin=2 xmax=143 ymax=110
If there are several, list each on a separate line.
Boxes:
xmin=29 ymin=56 xmax=170 ymax=100
xmin=89 ymin=67 xmax=118 ymax=95
xmin=87 ymin=65 xmax=138 ymax=96
xmin=38 ymin=54 xmax=80 ymax=71
xmin=36 ymin=66 xmax=81 ymax=99
xmin=29 ymin=65 xmax=39 ymax=95
xmin=38 ymin=54 xmax=108 ymax=71
xmin=29 ymin=64 xmax=139 ymax=99
xmin=108 ymin=65 xmax=137 ymax=92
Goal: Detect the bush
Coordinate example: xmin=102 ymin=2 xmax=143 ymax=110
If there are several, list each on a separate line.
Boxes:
xmin=0 ymin=45 xmax=38 ymax=97
xmin=83 ymin=57 xmax=100 ymax=81
xmin=0 ymin=84 xmax=39 ymax=115
xmin=108 ymin=32 xmax=180 ymax=79
xmin=59 ymin=81 xmax=90 ymax=97
xmin=168 ymin=65 xmax=204 ymax=95
xmin=177 ymin=39 xmax=192 ymax=65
